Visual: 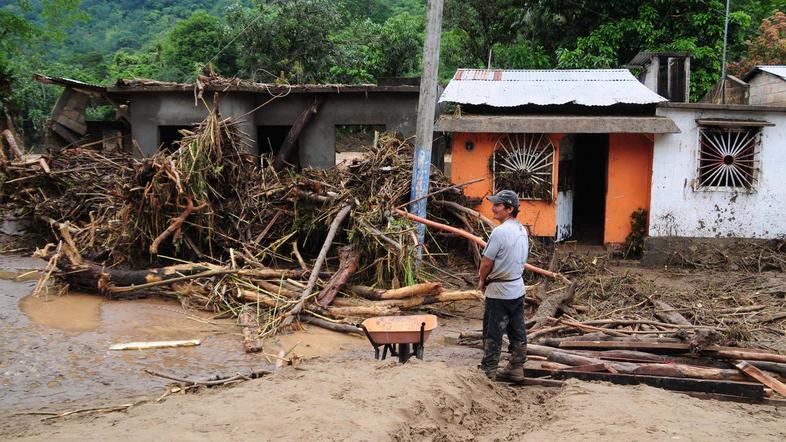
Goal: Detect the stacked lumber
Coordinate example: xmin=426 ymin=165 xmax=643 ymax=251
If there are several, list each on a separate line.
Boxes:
xmin=457 ymin=329 xmax=786 ymax=400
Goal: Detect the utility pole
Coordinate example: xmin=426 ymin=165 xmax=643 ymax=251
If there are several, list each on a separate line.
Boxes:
xmin=409 ymin=0 xmax=443 ymax=258
xmin=720 ymin=0 xmax=731 ymax=104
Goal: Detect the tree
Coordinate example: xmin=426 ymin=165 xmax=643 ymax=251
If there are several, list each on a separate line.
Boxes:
xmin=232 ymin=0 xmax=346 ymax=83
xmin=162 ymin=11 xmax=237 ymax=81
xmin=728 ymin=10 xmax=786 ymax=77
xmin=552 ymin=0 xmax=751 ymax=100
xmin=443 ymin=0 xmax=527 ymax=67
xmin=0 ymin=0 xmax=85 ymax=140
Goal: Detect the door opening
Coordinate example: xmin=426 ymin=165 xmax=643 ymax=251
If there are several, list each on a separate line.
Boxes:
xmin=571 ymin=134 xmax=608 ymax=244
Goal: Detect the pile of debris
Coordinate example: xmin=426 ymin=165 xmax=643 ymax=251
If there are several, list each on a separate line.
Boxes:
xmin=1 ymin=108 xmax=496 ymax=340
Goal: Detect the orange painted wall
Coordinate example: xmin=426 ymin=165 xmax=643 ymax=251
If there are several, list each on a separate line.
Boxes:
xmin=604 ymin=134 xmax=653 ymax=244
xmin=450 ymin=132 xmax=563 ymax=237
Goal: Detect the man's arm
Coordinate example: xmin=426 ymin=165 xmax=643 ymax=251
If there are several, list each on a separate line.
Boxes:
xmin=478 ymin=257 xmax=494 ymax=293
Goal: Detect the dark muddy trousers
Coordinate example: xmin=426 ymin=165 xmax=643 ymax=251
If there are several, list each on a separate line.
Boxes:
xmin=481 ymin=295 xmax=527 ymax=374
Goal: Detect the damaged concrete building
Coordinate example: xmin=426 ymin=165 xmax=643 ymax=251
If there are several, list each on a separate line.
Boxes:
xmin=36 ymin=75 xmax=441 ymax=169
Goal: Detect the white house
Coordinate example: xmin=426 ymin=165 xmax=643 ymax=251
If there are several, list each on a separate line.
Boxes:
xmin=649 ymin=102 xmax=786 ymax=240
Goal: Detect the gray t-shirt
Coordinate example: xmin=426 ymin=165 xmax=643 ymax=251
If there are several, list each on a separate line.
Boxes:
xmin=482 ymin=219 xmax=529 ymax=300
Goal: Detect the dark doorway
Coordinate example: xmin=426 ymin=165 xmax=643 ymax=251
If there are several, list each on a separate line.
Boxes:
xmin=158 ymin=125 xmax=192 ymax=152
xmin=571 ymin=134 xmax=608 ymax=244
xmin=258 ymin=125 xmax=298 ymax=167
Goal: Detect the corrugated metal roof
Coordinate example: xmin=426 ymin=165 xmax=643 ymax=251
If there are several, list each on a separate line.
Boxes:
xmin=756 ymin=65 xmax=786 ymax=81
xmin=439 ymin=69 xmax=667 ymax=107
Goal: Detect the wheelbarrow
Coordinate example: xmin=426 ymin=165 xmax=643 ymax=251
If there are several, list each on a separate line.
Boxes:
xmin=358 ymin=314 xmax=438 ymax=363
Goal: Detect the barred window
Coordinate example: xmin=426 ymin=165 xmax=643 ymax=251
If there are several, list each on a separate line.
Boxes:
xmin=697 ymin=126 xmax=761 ymax=190
xmin=492 ymin=133 xmax=554 ymax=201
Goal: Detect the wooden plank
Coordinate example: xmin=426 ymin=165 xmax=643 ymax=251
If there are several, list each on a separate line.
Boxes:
xmin=558 ymin=340 xmax=693 ymax=353
xmin=735 ymin=361 xmax=786 ymax=397
xmin=522 ymin=368 xmax=764 ymax=399
xmin=557 ymin=341 xmax=786 ymax=363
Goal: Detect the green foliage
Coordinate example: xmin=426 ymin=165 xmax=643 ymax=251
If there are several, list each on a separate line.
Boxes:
xmin=624 ymin=208 xmax=648 ymax=258
xmin=554 ymin=1 xmax=753 ymax=100
xmin=729 ymin=10 xmax=786 ymax=77
xmin=232 ymin=0 xmax=347 ymax=83
xmin=3 ymin=0 xmax=785 ymax=149
xmin=443 ymin=0 xmax=527 ymax=66
xmin=161 ymin=11 xmax=237 ymax=81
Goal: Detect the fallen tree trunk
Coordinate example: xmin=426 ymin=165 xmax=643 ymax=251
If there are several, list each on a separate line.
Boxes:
xmin=350 ymin=282 xmax=443 ymax=300
xmin=273 ymin=97 xmax=323 ymax=170
xmin=372 ymin=290 xmax=481 ymax=308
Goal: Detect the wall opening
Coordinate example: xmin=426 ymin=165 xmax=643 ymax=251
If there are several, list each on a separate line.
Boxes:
xmin=258 ymin=125 xmax=298 ymax=167
xmin=158 ymin=125 xmax=193 ymax=152
xmin=335 ymin=124 xmax=385 ymax=165
xmin=571 ymin=134 xmax=609 ymax=244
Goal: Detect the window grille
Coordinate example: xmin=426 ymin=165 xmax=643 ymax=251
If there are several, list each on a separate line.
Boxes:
xmin=492 ymin=133 xmax=554 ymax=201
xmin=697 ymin=126 xmax=760 ymax=190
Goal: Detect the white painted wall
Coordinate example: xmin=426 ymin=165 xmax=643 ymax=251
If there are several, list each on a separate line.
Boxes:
xmin=650 ymin=107 xmax=786 ymax=238
xmin=556 ymin=136 xmax=575 ymax=241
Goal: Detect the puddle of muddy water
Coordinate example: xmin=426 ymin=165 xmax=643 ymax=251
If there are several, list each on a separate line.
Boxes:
xmin=19 ymin=292 xmax=103 ymax=333
xmin=0 ymin=254 xmax=365 ymax=414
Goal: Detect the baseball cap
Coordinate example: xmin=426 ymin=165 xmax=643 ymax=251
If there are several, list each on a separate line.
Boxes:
xmin=486 ymin=189 xmax=520 ymax=208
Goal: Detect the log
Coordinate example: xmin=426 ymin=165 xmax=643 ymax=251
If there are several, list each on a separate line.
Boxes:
xmin=712 ymin=349 xmax=786 ymax=364
xmin=1 ymin=129 xmax=24 ymax=160
xmin=273 ymin=97 xmax=322 ymax=170
xmin=652 ymin=300 xmax=692 ymax=326
xmin=239 ymin=308 xmax=263 ymax=353
xmin=378 ymin=282 xmax=443 ymax=300
xmin=522 ymin=368 xmax=765 ymax=399
xmin=746 ymin=360 xmax=786 ymax=377
xmin=300 ymin=315 xmax=363 ymax=335
xmin=324 ymin=305 xmax=399 ymax=318
xmin=317 ymin=245 xmax=359 ymax=307
xmin=282 ymin=204 xmax=352 ymax=327
xmin=372 ymin=290 xmax=481 ymax=309
xmin=349 ymin=282 xmax=444 ymax=300
xmin=735 ymin=361 xmax=786 ymax=397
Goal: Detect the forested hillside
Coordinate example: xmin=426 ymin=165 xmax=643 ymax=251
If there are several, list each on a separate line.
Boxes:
xmin=1 ymin=0 xmax=785 ymax=143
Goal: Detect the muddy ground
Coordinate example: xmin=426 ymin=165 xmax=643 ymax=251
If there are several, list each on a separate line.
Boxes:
xmin=1 ymin=253 xmax=785 ymax=441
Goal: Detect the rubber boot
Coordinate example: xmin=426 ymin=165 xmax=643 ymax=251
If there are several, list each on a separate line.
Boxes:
xmin=480 ymin=339 xmax=500 ymax=379
xmin=496 ymin=341 xmax=527 ymax=382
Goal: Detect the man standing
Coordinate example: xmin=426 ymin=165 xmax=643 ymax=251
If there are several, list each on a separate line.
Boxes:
xmin=478 ymin=189 xmax=529 ymax=381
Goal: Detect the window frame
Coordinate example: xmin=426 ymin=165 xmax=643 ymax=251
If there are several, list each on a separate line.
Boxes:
xmin=491 ymin=133 xmax=555 ymax=202
xmin=694 ymin=124 xmax=762 ymax=193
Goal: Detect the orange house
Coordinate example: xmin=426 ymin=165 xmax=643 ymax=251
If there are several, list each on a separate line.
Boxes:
xmin=435 ymin=69 xmax=680 ymax=244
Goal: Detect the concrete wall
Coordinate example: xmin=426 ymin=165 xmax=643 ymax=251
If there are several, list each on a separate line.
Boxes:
xmin=749 ymin=73 xmax=786 ymax=106
xmin=650 ymin=106 xmax=786 ymax=238
xmin=252 ymin=92 xmax=417 ymax=168
xmin=126 ymin=91 xmax=419 ymax=168
xmin=127 ymin=92 xmax=258 ymax=157
xmin=449 ymin=132 xmax=562 ymax=237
